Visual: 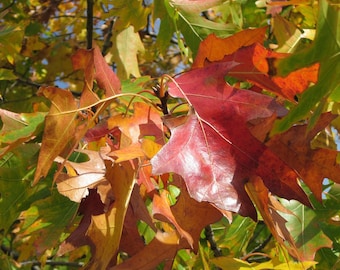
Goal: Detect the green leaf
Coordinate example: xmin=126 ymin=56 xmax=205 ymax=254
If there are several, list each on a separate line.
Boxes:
xmin=161 ymin=0 xmax=239 ymax=56
xmin=0 ymin=69 xmax=17 ymax=81
xmin=17 ymin=188 xmax=78 ymax=256
xmin=0 ymin=109 xmax=46 ymax=158
xmin=273 ymin=0 xmax=340 ymax=133
xmin=211 ymin=257 xmax=317 ymax=270
xmin=214 ymin=215 xmax=256 ymax=257
xmin=279 ymin=199 xmax=333 ymax=261
xmin=110 ymin=0 xmax=151 ymax=31
xmin=0 ymin=144 xmax=47 ymax=233
xmin=112 ymin=25 xmax=145 ymax=79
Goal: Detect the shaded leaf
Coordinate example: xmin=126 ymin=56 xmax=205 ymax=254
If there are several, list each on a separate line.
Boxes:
xmin=0 ymin=68 xmax=17 ymax=80
xmin=111 ymin=0 xmax=151 ymax=31
xmin=211 ymin=257 xmax=317 ymax=270
xmin=280 ymin=199 xmax=333 ymax=261
xmin=16 ymin=187 xmax=78 ymax=258
xmin=245 ymin=177 xmax=301 ymax=260
xmin=152 ymin=190 xmax=193 ymax=247
xmin=72 ymin=43 xmax=121 ymax=107
xmin=112 ymin=176 xmax=222 ymax=269
xmin=267 ymin=113 xmax=340 ymax=201
xmin=0 ymin=144 xmax=43 ymax=232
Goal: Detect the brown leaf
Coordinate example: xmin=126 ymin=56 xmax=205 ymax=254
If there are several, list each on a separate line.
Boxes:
xmin=266 ymin=113 xmax=339 ymax=201
xmin=72 ymin=43 xmax=121 ymax=107
xmin=152 ymin=190 xmax=193 ymax=248
xmin=33 ymin=86 xmax=88 ymax=184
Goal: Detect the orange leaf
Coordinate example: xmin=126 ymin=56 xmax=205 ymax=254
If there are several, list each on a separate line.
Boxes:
xmin=86 ymin=161 xmax=135 ymax=269
xmin=108 ymin=102 xmax=163 ymax=145
xmin=192 ymin=27 xmax=267 ymax=68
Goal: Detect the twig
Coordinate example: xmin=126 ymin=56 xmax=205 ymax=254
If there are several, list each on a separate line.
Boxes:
xmin=205 ymin=225 xmax=222 ymax=257
xmin=101 ymin=19 xmax=115 ymax=56
xmin=20 ymin=259 xmax=84 ymax=268
xmin=0 ymin=0 xmax=15 ymax=13
xmin=86 ymin=0 xmax=93 ymax=50
xmin=248 ymin=234 xmax=272 ymax=255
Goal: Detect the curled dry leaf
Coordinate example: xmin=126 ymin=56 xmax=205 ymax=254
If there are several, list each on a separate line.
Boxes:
xmin=55 ymin=146 xmax=113 ymax=204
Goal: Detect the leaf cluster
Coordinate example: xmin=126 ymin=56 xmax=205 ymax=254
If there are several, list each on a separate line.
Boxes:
xmin=0 ymin=0 xmax=339 ymax=269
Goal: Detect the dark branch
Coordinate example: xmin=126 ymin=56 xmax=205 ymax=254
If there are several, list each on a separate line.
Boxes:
xmin=204 ymin=225 xmax=222 ymax=257
xmin=86 ymin=0 xmax=94 ymax=50
xmin=247 ymin=234 xmax=272 ymax=256
xmin=20 ymin=259 xmax=84 ymax=268
xmin=102 ymin=19 xmax=115 ymax=56
xmin=0 ymin=0 xmax=15 ymax=13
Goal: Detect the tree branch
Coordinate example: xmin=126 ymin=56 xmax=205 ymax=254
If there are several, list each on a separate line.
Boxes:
xmin=204 ymin=225 xmax=222 ymax=257
xmin=86 ymin=0 xmax=94 ymax=50
xmin=20 ymin=259 xmax=84 ymax=268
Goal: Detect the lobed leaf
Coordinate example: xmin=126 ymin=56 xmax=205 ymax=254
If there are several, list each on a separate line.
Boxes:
xmin=152 ymin=62 xmax=310 ymax=218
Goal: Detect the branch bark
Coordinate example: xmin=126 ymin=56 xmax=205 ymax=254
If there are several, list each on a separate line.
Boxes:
xmin=86 ymin=0 xmax=94 ymax=50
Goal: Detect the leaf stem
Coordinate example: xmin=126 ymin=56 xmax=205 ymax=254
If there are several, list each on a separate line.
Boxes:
xmin=47 ymin=93 xmax=157 ymax=116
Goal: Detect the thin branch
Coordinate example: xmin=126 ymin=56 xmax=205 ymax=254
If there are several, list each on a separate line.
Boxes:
xmin=204 ymin=225 xmax=222 ymax=257
xmin=20 ymin=259 xmax=84 ymax=268
xmin=247 ymin=234 xmax=272 ymax=255
xmin=0 ymin=0 xmax=15 ymax=13
xmin=101 ymin=19 xmax=115 ymax=56
xmin=86 ymin=0 xmax=94 ymax=50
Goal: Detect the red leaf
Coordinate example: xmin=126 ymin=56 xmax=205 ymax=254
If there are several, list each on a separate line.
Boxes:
xmin=71 ymin=43 xmax=121 ymax=107
xmin=152 ymin=64 xmax=310 ymax=218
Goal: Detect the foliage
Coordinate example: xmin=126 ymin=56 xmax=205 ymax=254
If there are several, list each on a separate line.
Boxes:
xmin=0 ymin=0 xmax=339 ymax=269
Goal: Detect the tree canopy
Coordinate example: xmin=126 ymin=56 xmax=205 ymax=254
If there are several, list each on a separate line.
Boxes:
xmin=0 ymin=0 xmax=339 ymax=269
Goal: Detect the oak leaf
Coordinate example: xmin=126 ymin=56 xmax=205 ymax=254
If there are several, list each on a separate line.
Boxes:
xmin=266 ymin=113 xmax=340 ymax=201
xmin=58 ymin=161 xmax=135 ymax=269
xmin=33 ymin=86 xmax=88 ymax=184
xmin=151 ymin=63 xmax=310 ymax=219
xmin=152 ymin=190 xmax=193 ymax=247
